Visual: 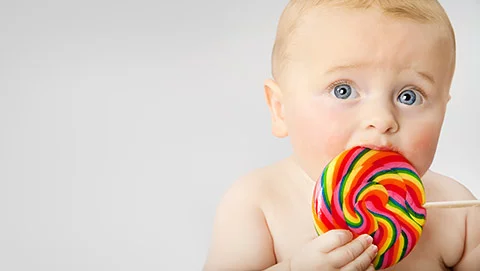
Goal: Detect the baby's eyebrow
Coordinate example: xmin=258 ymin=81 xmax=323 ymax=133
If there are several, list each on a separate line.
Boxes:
xmin=324 ymin=63 xmax=436 ymax=85
xmin=324 ymin=63 xmax=365 ymax=75
xmin=416 ymin=70 xmax=435 ymax=85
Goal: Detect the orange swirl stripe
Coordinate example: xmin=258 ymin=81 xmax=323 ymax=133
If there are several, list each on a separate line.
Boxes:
xmin=312 ymin=146 xmax=426 ymax=270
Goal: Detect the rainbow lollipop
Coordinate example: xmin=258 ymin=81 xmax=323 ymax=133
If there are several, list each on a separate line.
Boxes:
xmin=312 ymin=146 xmax=426 ymax=270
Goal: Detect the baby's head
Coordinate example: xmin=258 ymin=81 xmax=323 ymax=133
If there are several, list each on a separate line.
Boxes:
xmin=264 ymin=0 xmax=456 ymax=179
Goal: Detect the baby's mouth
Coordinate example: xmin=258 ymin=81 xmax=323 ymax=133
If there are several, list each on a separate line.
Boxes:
xmin=358 ymin=144 xmax=398 ymax=153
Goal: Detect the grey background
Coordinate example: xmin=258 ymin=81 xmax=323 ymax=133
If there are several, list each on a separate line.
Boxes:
xmin=0 ymin=0 xmax=478 ymax=270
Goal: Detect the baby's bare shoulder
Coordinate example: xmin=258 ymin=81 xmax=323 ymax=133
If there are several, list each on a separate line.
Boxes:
xmin=421 ymin=170 xmax=479 ymax=269
xmin=222 ymin=158 xmax=289 ymax=202
xmin=226 ymin=157 xmax=294 ymax=203
xmin=422 ymin=170 xmax=476 ymax=202
xmin=203 ymin=159 xmax=290 ymax=270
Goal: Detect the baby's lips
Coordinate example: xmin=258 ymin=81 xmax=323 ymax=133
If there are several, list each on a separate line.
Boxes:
xmin=358 ymin=144 xmax=396 ymax=152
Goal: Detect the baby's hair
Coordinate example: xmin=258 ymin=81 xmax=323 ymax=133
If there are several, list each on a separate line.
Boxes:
xmin=271 ymin=0 xmax=456 ymax=82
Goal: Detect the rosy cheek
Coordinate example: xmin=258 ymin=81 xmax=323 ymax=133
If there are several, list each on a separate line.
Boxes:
xmin=323 ymin=127 xmax=350 ymax=156
xmin=406 ymin=125 xmax=441 ymax=176
xmin=411 ymin=130 xmax=439 ymax=151
xmin=287 ymin=101 xmax=353 ymax=176
xmin=298 ymin=107 xmax=346 ymax=148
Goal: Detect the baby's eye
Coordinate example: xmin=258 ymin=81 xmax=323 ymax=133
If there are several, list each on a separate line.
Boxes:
xmin=330 ymin=83 xmax=358 ymax=100
xmin=397 ymin=89 xmax=423 ymax=106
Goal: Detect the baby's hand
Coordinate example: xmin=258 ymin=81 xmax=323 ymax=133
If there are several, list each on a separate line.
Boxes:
xmin=289 ymin=230 xmax=378 ymax=271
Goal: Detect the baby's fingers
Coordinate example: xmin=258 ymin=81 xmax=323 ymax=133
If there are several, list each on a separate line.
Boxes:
xmin=341 ymin=243 xmax=378 ymax=271
xmin=315 ymin=230 xmax=353 ymax=253
xmin=327 ymin=234 xmax=374 ymax=268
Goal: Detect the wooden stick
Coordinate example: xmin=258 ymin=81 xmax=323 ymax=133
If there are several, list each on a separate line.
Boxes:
xmin=423 ymin=200 xmax=480 ymax=209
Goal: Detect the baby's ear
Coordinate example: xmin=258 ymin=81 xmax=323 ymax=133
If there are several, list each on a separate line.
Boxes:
xmin=264 ymin=79 xmax=288 ymax=138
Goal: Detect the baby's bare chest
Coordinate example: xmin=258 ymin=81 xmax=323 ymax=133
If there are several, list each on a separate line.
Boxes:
xmin=263 ymin=198 xmax=456 ymax=271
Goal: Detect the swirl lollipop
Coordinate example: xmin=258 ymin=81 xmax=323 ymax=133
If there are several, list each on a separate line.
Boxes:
xmin=311 ymin=146 xmax=426 ymax=269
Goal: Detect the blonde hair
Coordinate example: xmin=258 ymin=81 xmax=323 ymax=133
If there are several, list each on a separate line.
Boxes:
xmin=271 ymin=0 xmax=456 ymax=81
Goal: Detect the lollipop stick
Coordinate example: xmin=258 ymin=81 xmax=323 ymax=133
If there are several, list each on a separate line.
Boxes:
xmin=423 ymin=200 xmax=480 ymax=209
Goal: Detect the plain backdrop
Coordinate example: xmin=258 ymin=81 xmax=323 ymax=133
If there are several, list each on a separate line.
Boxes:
xmin=0 ymin=0 xmax=479 ymax=270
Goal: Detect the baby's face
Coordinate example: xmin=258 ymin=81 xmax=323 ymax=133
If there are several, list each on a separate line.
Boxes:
xmin=273 ymin=6 xmax=454 ymax=180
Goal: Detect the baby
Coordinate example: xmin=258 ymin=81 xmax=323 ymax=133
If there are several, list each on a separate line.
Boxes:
xmin=204 ymin=0 xmax=479 ymax=270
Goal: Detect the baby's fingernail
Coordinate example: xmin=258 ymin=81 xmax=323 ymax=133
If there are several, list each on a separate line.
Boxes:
xmin=339 ymin=230 xmax=352 ymax=238
xmin=370 ymin=244 xmax=378 ymax=255
xmin=364 ymin=234 xmax=373 ymax=243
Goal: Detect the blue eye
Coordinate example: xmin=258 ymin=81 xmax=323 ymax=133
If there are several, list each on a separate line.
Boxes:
xmin=331 ymin=83 xmax=357 ymax=99
xmin=398 ymin=89 xmax=422 ymax=105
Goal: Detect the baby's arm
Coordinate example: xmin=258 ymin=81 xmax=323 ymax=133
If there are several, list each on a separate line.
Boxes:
xmin=453 ymin=190 xmax=480 ymax=270
xmin=203 ymin=174 xmax=377 ymax=271
xmin=203 ymin=175 xmax=277 ymax=270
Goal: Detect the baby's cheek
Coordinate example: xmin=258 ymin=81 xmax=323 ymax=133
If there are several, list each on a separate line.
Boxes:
xmin=290 ymin=109 xmax=351 ymax=175
xmin=323 ymin=129 xmax=351 ymax=157
xmin=406 ymin=125 xmax=441 ymax=176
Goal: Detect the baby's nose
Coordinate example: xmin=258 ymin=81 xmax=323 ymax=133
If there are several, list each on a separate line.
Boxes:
xmin=362 ymin=106 xmax=399 ymax=134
